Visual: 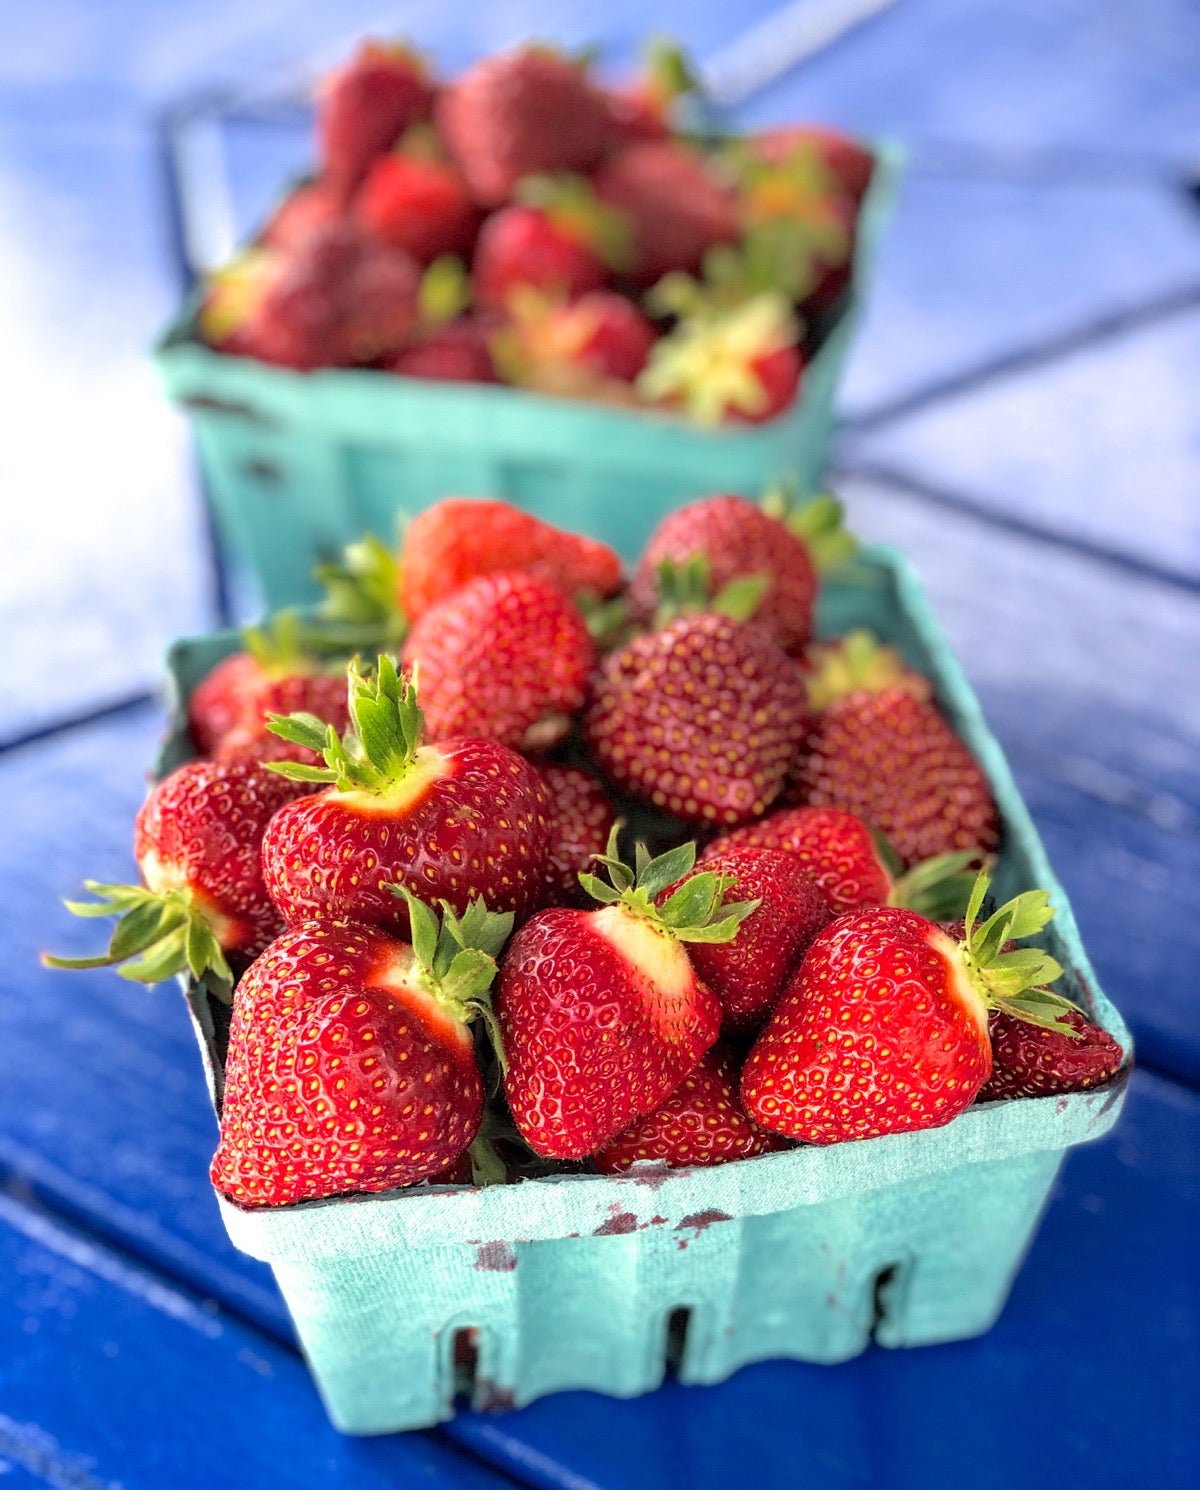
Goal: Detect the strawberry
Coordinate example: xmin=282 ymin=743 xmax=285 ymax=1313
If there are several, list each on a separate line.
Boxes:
xmin=752 ymin=125 xmax=874 ymax=204
xmin=601 ymin=39 xmax=700 ymax=145
xmin=211 ymin=893 xmax=513 ymax=1206
xmin=534 ymin=765 xmax=618 ymax=906
xmin=494 ymin=291 xmax=657 ymax=390
xmin=215 ymin=672 xmax=352 ymax=767
xmin=594 ymin=141 xmax=737 ymax=285
xmin=259 ymin=180 xmax=344 ymax=251
xmin=473 ymin=204 xmax=607 ymax=313
xmin=742 ymin=872 xmax=1083 ymax=1144
xmin=399 ymin=497 xmax=622 ymax=621
xmin=671 ymin=846 xmax=832 ymax=1033
xmin=385 ymin=319 xmax=497 ymax=383
xmin=401 ymin=570 xmax=595 ymax=750
xmin=594 ymin=1044 xmax=787 ymax=1173
xmin=43 ymin=759 xmax=313 ymax=996
xmin=260 ymin=657 xmax=550 ymax=935
xmin=583 ymin=611 xmax=810 ymax=827
xmin=708 ymin=805 xmax=980 ymax=920
xmin=794 ymin=631 xmax=1001 ymax=868
xmin=355 ymin=153 xmax=481 ymax=264
xmin=638 ymin=295 xmax=803 ymax=425
xmin=317 ymin=41 xmax=434 ymax=197
xmin=977 ymin=1008 xmax=1123 ymax=1102
xmin=628 ymin=490 xmax=855 ymax=655
xmin=436 ymin=47 xmax=612 ymax=207
xmin=496 ymin=831 xmax=755 ymax=1158
xmin=188 ymin=651 xmax=269 ymax=757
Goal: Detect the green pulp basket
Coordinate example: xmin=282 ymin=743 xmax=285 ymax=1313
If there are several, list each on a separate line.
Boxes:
xmin=163 ymin=545 xmax=1131 ymax=1436
xmin=154 ymin=147 xmax=901 ymax=610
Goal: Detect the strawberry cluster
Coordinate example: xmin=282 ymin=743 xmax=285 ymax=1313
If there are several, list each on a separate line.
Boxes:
xmin=47 ymin=494 xmax=1124 ymax=1207
xmin=196 ymin=38 xmax=874 ymax=425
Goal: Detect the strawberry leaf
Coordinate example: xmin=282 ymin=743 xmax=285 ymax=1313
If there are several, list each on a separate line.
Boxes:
xmin=636 ymin=841 xmax=698 ymax=901
xmin=673 ymin=897 xmax=761 ymax=944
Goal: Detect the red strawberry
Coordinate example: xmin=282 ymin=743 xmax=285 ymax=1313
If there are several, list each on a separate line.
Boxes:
xmin=534 ymin=765 xmax=617 ymax=906
xmin=401 ymin=570 xmax=595 ymax=750
xmin=229 ymin=221 xmax=421 ymax=370
xmin=260 ymin=657 xmax=550 ymax=935
xmin=672 ymin=846 xmax=832 ymax=1033
xmin=259 ymin=180 xmax=344 ymax=251
xmin=399 ymin=497 xmax=623 ymax=620
xmin=317 ymin=41 xmax=434 ymax=197
xmin=742 ymin=873 xmax=1081 ymax=1144
xmin=496 ymin=832 xmax=754 ymax=1158
xmin=43 ymin=759 xmax=313 ymax=994
xmin=473 ymin=204 xmax=607 ymax=313
xmin=594 ymin=1044 xmax=787 ymax=1173
xmin=794 ymin=631 xmax=1000 ymax=868
xmin=638 ymin=295 xmax=803 ymax=425
xmin=708 ymin=805 xmax=979 ymax=920
xmin=601 ymin=39 xmax=699 ymax=146
xmin=385 ymin=319 xmax=497 ymax=383
xmin=211 ymin=893 xmax=513 ymax=1206
xmin=356 ymin=153 xmax=481 ymax=263
xmin=628 ymin=491 xmax=849 ymax=654
xmin=215 ymin=672 xmax=352 ymax=767
xmin=584 ymin=612 xmax=810 ymax=827
xmin=497 ymin=290 xmax=657 ymax=388
xmin=594 ymin=141 xmax=737 ymax=285
xmin=437 ymin=47 xmax=612 ymax=207
xmin=977 ymin=1008 xmax=1123 ymax=1102
xmin=188 ymin=651 xmax=268 ymax=756
xmin=752 ymin=125 xmax=875 ymax=204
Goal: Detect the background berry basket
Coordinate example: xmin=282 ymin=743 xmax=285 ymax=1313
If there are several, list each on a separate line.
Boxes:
xmin=159 ymin=544 xmax=1130 ymax=1435
xmin=154 ymin=147 xmax=899 ymax=612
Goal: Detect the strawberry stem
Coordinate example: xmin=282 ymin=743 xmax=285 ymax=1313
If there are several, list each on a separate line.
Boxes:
xmin=311 ymin=534 xmax=407 ymax=652
xmin=804 ymin=629 xmax=934 ymax=711
xmin=41 ymin=882 xmax=234 ymax=1002
xmin=889 ymin=847 xmax=985 ymax=921
xmin=578 ymin=824 xmax=760 ymax=944
xmin=651 ymin=555 xmax=768 ymax=629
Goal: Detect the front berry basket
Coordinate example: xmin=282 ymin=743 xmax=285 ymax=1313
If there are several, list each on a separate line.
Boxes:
xmin=164 ymin=546 xmax=1130 ymax=1435
xmin=154 ymin=147 xmax=900 ymax=613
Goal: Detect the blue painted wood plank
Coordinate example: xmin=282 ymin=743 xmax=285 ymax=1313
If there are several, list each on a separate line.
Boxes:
xmin=843 ymin=306 xmax=1200 ymax=581
xmin=441 ymin=1070 xmax=1200 ymax=1490
xmin=732 ymin=0 xmax=1200 ymax=167
xmin=0 ymin=1190 xmax=514 ymax=1489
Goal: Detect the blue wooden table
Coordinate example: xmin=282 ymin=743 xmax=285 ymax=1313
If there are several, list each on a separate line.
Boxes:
xmin=3 ymin=3 xmax=1198 ymax=1485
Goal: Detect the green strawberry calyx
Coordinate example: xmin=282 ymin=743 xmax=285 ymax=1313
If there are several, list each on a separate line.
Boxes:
xmin=242 ymin=608 xmax=327 ymax=676
xmin=652 ymin=554 xmax=768 ymax=629
xmin=388 ymin=886 xmax=513 ymax=1069
xmin=579 ymin=824 xmax=760 ymax=945
xmin=760 ymin=480 xmax=857 ymax=573
xmin=804 ymin=629 xmax=934 ymax=712
xmin=41 ymin=882 xmax=234 ymax=1003
xmin=265 ymin=655 xmax=429 ymax=794
xmin=954 ymin=871 xmax=1082 ymax=1036
xmin=874 ymin=830 xmax=984 ymax=922
xmin=311 ymin=534 xmax=407 ymax=653
xmin=516 ymin=173 xmax=635 ymax=271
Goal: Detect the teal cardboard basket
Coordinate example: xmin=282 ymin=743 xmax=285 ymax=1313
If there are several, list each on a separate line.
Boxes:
xmin=154 ymin=147 xmax=901 ymax=610
xmin=160 ymin=545 xmax=1130 ymax=1435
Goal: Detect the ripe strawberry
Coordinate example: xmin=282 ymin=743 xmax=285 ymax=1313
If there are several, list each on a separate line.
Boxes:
xmin=473 ymin=204 xmax=607 ymax=313
xmin=638 ymin=295 xmax=803 ymax=425
xmin=752 ymin=125 xmax=874 ymax=204
xmin=215 ymin=672 xmax=352 ymax=767
xmin=794 ymin=631 xmax=1000 ymax=868
xmin=584 ymin=612 xmax=810 ymax=827
xmin=43 ymin=759 xmax=313 ymax=995
xmin=534 ymin=765 xmax=617 ymax=906
xmin=628 ymin=491 xmax=855 ymax=654
xmin=355 ymin=153 xmax=481 ymax=263
xmin=594 ymin=1044 xmax=787 ymax=1173
xmin=671 ymin=846 xmax=832 ymax=1033
xmin=708 ymin=805 xmax=979 ymax=920
xmin=385 ymin=319 xmax=497 ymax=383
xmin=399 ymin=497 xmax=622 ymax=620
xmin=601 ymin=39 xmax=699 ymax=145
xmin=977 ymin=1008 xmax=1123 ymax=1103
xmin=497 ymin=831 xmax=755 ymax=1158
xmin=211 ymin=893 xmax=513 ymax=1206
xmin=496 ymin=291 xmax=657 ymax=389
xmin=188 ymin=651 xmax=269 ymax=756
xmin=260 ymin=657 xmax=550 ymax=935
xmin=594 ymin=141 xmax=737 ymax=285
xmin=436 ymin=47 xmax=612 ymax=207
xmin=401 ymin=570 xmax=595 ymax=750
xmin=317 ymin=41 xmax=434 ymax=197
xmin=743 ymin=872 xmax=1082 ymax=1144
xmin=229 ymin=221 xmax=421 ymax=370
xmin=259 ymin=180 xmax=344 ymax=251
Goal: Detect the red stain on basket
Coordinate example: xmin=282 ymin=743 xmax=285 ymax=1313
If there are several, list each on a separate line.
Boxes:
xmin=1055 ymin=1096 xmax=1070 ymax=1115
xmin=626 ymin=1162 xmax=672 ymax=1190
xmin=676 ymin=1209 xmax=732 ymax=1234
xmin=594 ymin=1210 xmax=640 ymax=1236
xmin=474 ymin=1241 xmax=518 ymax=1272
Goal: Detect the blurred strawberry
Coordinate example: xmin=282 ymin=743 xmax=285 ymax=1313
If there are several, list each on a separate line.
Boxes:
xmin=752 ymin=124 xmax=874 ymax=204
xmin=386 ymin=319 xmax=497 ymax=382
xmin=259 ymin=180 xmax=344 ymax=251
xmin=356 ymin=150 xmax=481 ymax=263
xmin=318 ymin=41 xmax=434 ymax=196
xmin=601 ymin=38 xmax=700 ymax=144
xmin=594 ymin=140 xmax=737 ymax=285
xmin=534 ymin=765 xmax=618 ymax=906
xmin=437 ymin=46 xmax=612 ymax=206
xmin=494 ymin=290 xmax=657 ymax=396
